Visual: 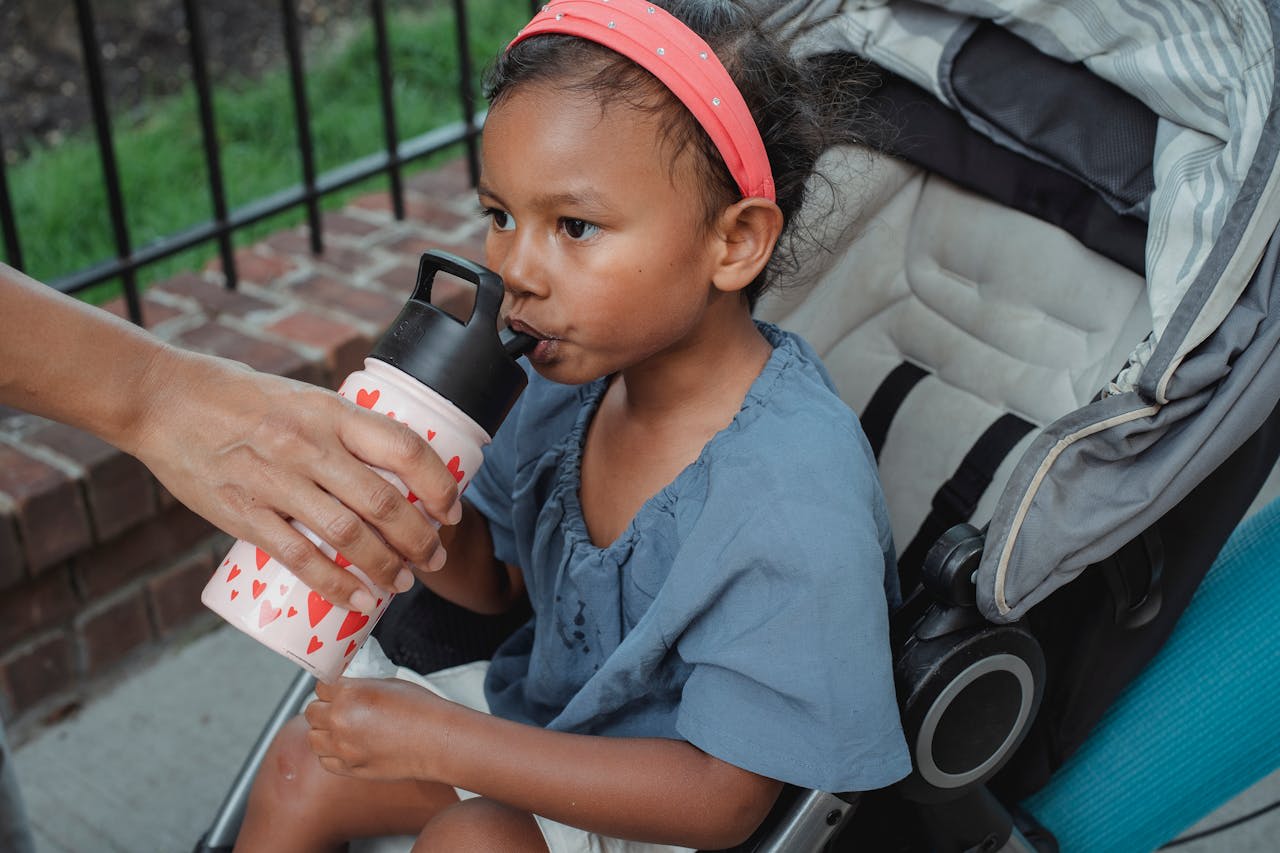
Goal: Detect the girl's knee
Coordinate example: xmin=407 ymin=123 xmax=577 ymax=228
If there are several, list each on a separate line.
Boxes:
xmin=414 ymin=798 xmax=548 ymax=853
xmin=250 ymin=715 xmax=339 ymax=812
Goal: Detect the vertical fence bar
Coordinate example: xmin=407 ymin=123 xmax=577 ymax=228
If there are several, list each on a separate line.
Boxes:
xmin=280 ymin=0 xmax=324 ymax=255
xmin=74 ymin=0 xmax=141 ymax=323
xmin=0 ymin=125 xmax=23 ymax=271
xmin=182 ymin=0 xmax=237 ymax=289
xmin=371 ymin=0 xmax=405 ymax=220
xmin=450 ymin=0 xmax=480 ymax=186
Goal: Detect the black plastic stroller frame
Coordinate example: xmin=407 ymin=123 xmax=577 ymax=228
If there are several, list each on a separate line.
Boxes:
xmin=197 ymin=2 xmax=1280 ymax=850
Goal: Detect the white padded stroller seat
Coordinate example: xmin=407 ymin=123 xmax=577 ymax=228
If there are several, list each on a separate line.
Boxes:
xmin=757 ymin=147 xmax=1152 ymax=556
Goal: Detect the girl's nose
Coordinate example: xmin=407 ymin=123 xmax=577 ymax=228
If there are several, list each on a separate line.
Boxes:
xmin=494 ymin=232 xmax=549 ymax=300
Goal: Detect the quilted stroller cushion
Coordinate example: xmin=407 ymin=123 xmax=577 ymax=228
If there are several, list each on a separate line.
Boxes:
xmin=757 ymin=146 xmax=1151 ymax=560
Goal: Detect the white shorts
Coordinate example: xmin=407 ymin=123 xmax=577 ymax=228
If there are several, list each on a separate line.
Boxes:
xmin=342 ymin=640 xmax=696 ymax=853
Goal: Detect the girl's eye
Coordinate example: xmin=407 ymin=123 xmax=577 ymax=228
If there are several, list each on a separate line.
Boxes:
xmin=486 ymin=209 xmax=516 ymax=232
xmin=562 ymin=218 xmax=599 ymax=240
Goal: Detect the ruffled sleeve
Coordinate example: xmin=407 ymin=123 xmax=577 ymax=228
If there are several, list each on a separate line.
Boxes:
xmin=664 ymin=416 xmax=910 ymax=793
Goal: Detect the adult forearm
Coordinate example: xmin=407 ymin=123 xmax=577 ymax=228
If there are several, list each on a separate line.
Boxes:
xmin=437 ymin=707 xmax=780 ymax=848
xmin=0 ymin=264 xmax=466 ymax=609
xmin=0 ymin=263 xmax=171 ymax=449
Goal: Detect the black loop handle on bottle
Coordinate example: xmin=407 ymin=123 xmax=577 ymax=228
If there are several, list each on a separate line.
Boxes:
xmin=371 ymin=251 xmax=535 ymax=437
xmin=409 ymin=250 xmax=505 ymax=329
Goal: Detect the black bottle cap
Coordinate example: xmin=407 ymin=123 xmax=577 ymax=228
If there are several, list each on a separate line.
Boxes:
xmin=370 ymin=251 xmax=536 ymax=437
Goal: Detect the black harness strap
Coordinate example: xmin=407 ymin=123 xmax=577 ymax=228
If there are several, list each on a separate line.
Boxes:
xmin=860 ymin=362 xmax=930 ymax=460
xmin=898 ymin=412 xmax=1036 ymax=591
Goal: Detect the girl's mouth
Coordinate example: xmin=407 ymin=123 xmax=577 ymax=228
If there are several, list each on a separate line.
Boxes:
xmin=507 ymin=318 xmax=559 ymax=364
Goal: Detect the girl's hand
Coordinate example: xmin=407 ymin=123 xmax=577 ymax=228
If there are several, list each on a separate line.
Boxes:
xmin=125 ymin=347 xmax=462 ymax=612
xmin=305 ymin=677 xmax=451 ymax=781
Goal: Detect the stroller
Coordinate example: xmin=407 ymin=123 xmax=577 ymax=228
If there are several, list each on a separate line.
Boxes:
xmin=197 ymin=0 xmax=1280 ymax=850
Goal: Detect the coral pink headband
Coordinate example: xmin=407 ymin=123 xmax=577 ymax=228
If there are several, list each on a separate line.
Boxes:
xmin=508 ymin=0 xmax=776 ymax=201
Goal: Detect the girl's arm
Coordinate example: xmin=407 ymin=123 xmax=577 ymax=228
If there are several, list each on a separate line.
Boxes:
xmin=308 ymin=677 xmax=783 ymax=849
xmin=416 ymin=500 xmax=526 ymax=615
xmin=0 ymin=263 xmax=462 ymax=611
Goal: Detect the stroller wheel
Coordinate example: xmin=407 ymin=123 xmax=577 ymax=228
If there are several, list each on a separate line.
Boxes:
xmin=894 ymin=619 xmax=1045 ymax=804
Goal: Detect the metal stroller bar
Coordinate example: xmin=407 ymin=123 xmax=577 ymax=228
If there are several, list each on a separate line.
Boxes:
xmin=196 ymin=670 xmax=317 ymax=853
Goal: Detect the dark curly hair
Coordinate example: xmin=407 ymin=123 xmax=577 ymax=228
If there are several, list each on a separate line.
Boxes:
xmin=483 ymin=0 xmax=876 ymax=308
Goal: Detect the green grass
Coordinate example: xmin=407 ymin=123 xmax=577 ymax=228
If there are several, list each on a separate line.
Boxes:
xmin=5 ymin=0 xmax=528 ymax=304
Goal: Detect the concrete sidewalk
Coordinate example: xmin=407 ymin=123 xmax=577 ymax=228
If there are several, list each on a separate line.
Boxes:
xmin=10 ymin=621 xmax=295 ymax=853
xmin=9 ymin=619 xmax=1280 ymax=853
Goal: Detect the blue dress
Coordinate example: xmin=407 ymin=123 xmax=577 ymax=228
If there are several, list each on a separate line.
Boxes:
xmin=465 ymin=323 xmax=911 ymax=792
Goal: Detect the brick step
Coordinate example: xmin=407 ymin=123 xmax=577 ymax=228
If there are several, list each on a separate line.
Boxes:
xmin=0 ymin=157 xmax=488 ymax=738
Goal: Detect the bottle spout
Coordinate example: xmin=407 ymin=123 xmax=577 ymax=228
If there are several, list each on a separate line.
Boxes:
xmin=500 ymin=328 xmax=539 ymax=359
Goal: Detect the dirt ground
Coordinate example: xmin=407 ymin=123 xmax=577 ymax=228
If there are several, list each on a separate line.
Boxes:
xmin=0 ymin=0 xmax=367 ymax=163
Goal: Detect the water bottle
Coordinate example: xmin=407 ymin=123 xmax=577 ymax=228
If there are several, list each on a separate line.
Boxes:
xmin=201 ymin=251 xmax=534 ymax=681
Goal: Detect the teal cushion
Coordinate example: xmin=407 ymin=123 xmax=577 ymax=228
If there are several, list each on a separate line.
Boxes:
xmin=1023 ymin=497 xmax=1280 ymax=851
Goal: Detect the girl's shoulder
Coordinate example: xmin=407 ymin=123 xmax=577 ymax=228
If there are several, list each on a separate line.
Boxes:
xmin=694 ymin=324 xmax=881 ymax=506
xmin=742 ymin=323 xmax=869 ymax=453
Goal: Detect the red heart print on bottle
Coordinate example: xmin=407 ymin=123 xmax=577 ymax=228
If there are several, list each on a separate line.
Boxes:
xmin=308 ymin=591 xmax=334 ymax=627
xmin=258 ymin=601 xmax=282 ymax=628
xmin=201 ymin=250 xmax=537 ymax=683
xmin=336 ymin=611 xmax=370 ymax=641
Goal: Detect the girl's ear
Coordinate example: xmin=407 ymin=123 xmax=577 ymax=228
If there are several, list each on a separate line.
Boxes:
xmin=710 ymin=198 xmax=784 ymax=295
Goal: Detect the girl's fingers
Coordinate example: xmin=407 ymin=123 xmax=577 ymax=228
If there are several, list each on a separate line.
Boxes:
xmin=305 ymin=724 xmax=336 ymax=761
xmin=304 ymin=697 xmax=328 ymax=728
xmin=335 ymin=405 xmax=463 ymax=528
xmin=318 ymin=756 xmax=352 ymax=776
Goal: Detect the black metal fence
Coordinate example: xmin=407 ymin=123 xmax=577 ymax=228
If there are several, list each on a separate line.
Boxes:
xmin=0 ymin=0 xmax=527 ymax=325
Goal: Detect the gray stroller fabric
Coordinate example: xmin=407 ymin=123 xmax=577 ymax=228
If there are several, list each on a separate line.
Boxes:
xmin=770 ymin=0 xmax=1280 ymax=620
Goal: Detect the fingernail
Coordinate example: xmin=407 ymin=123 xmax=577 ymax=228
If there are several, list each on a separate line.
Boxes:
xmin=446 ymin=500 xmax=462 ymax=525
xmin=394 ymin=567 xmax=414 ymax=592
xmin=350 ymin=589 xmax=376 ymax=612
xmin=428 ymin=547 xmax=447 ymax=572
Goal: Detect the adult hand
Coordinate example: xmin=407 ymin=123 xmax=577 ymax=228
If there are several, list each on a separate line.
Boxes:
xmin=124 ymin=347 xmax=461 ymax=611
xmin=2 ymin=264 xmax=460 ymax=612
xmin=306 ymin=676 xmax=452 ymax=781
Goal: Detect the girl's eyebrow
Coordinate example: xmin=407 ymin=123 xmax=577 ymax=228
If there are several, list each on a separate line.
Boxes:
xmin=477 ymin=181 xmax=611 ymax=213
xmin=531 ymin=189 xmax=610 ymax=211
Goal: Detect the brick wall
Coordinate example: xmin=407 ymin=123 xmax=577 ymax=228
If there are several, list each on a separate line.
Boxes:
xmin=0 ymin=158 xmax=486 ymax=740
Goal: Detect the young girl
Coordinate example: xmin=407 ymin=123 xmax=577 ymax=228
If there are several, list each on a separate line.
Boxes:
xmin=235 ymin=1 xmax=909 ymax=850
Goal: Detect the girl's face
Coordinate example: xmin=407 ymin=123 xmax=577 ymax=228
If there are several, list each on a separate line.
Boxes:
xmin=479 ymin=81 xmax=728 ymax=386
